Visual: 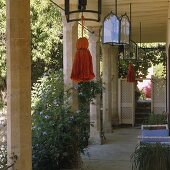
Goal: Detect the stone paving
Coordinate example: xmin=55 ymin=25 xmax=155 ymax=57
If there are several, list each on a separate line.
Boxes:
xmin=82 ymin=127 xmax=140 ymax=170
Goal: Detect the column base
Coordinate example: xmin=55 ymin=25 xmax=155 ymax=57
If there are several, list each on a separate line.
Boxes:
xmin=89 ymin=131 xmax=101 ymax=145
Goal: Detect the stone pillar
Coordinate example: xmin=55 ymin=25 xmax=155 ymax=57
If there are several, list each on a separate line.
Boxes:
xmin=89 ymin=29 xmax=101 ymax=144
xmin=110 ymin=47 xmax=119 ymax=125
xmin=102 ymin=44 xmax=112 ymax=133
xmin=6 ymin=0 xmax=32 ymax=169
xmin=167 ymin=2 xmax=170 ymax=125
xmin=62 ymin=13 xmax=78 ymax=111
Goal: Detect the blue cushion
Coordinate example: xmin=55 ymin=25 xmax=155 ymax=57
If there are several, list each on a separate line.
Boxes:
xmin=142 ymin=129 xmax=169 ymax=137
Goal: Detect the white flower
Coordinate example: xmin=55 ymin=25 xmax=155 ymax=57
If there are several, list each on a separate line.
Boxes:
xmin=44 ymin=115 xmax=49 ymax=119
xmin=53 ymin=100 xmax=57 ymax=105
xmin=43 ymin=131 xmax=47 ymax=135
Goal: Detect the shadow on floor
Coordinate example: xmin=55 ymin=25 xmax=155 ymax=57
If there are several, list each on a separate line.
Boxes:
xmin=82 ymin=127 xmax=140 ymax=170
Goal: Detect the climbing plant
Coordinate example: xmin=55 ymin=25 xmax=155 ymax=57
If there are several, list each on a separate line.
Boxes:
xmin=118 ymin=44 xmax=166 ymax=78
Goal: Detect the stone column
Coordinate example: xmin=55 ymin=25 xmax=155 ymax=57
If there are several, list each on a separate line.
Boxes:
xmin=62 ymin=13 xmax=78 ymax=111
xmin=89 ymin=29 xmax=101 ymax=144
xmin=102 ymin=44 xmax=112 ymax=133
xmin=167 ymin=2 xmax=170 ymax=124
xmin=6 ymin=0 xmax=32 ymax=169
xmin=110 ymin=47 xmax=119 ymax=125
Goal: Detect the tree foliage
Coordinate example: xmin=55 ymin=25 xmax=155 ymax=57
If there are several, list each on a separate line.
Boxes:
xmin=30 ymin=0 xmax=63 ymax=84
xmin=0 ymin=0 xmax=63 ymax=108
xmin=0 ymin=0 xmax=63 ymax=85
xmin=118 ymin=44 xmax=166 ymax=78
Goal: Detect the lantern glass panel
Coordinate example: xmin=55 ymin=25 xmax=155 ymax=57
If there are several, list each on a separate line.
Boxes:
xmin=103 ymin=13 xmax=120 ymax=44
xmin=120 ymin=15 xmax=130 ymax=44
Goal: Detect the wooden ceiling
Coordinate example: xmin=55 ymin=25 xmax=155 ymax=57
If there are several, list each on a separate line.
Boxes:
xmin=52 ymin=0 xmax=169 ymax=43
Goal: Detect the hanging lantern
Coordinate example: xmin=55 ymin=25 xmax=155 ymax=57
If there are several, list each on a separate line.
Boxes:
xmin=70 ymin=16 xmax=95 ymax=82
xmin=127 ymin=63 xmax=135 ymax=83
xmin=123 ymin=40 xmax=138 ymax=60
xmin=65 ymin=0 xmax=101 ymax=22
xmin=120 ymin=13 xmax=130 ymax=44
xmin=102 ymin=0 xmax=130 ymax=45
xmin=117 ymin=4 xmax=138 ymax=61
xmin=102 ymin=12 xmax=120 ymax=45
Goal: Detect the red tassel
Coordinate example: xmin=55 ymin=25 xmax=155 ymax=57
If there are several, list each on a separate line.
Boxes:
xmin=127 ymin=63 xmax=135 ymax=83
xmin=70 ymin=37 xmax=95 ymax=82
xmin=70 ymin=15 xmax=95 ymax=82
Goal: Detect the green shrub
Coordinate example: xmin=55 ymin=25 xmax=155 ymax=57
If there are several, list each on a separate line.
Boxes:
xmin=32 ymin=71 xmax=91 ymax=170
xmin=145 ymin=112 xmax=167 ymax=125
xmin=131 ymin=143 xmax=170 ymax=170
xmin=76 ymin=81 xmax=103 ymax=112
xmin=77 ymin=81 xmax=103 ymax=103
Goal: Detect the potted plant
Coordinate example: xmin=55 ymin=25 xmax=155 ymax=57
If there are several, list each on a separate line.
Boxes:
xmin=145 ymin=112 xmax=167 ymax=125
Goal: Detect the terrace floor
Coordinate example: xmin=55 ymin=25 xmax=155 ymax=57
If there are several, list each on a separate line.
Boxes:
xmin=82 ymin=127 xmax=140 ymax=170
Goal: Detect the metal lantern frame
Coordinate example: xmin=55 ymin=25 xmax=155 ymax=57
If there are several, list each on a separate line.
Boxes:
xmin=118 ymin=41 xmax=138 ymax=61
xmin=102 ymin=11 xmax=130 ymax=46
xmin=65 ymin=0 xmax=102 ymax=22
xmin=123 ymin=40 xmax=138 ymax=60
xmin=120 ymin=13 xmax=131 ymax=45
xmin=102 ymin=0 xmax=131 ymax=46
